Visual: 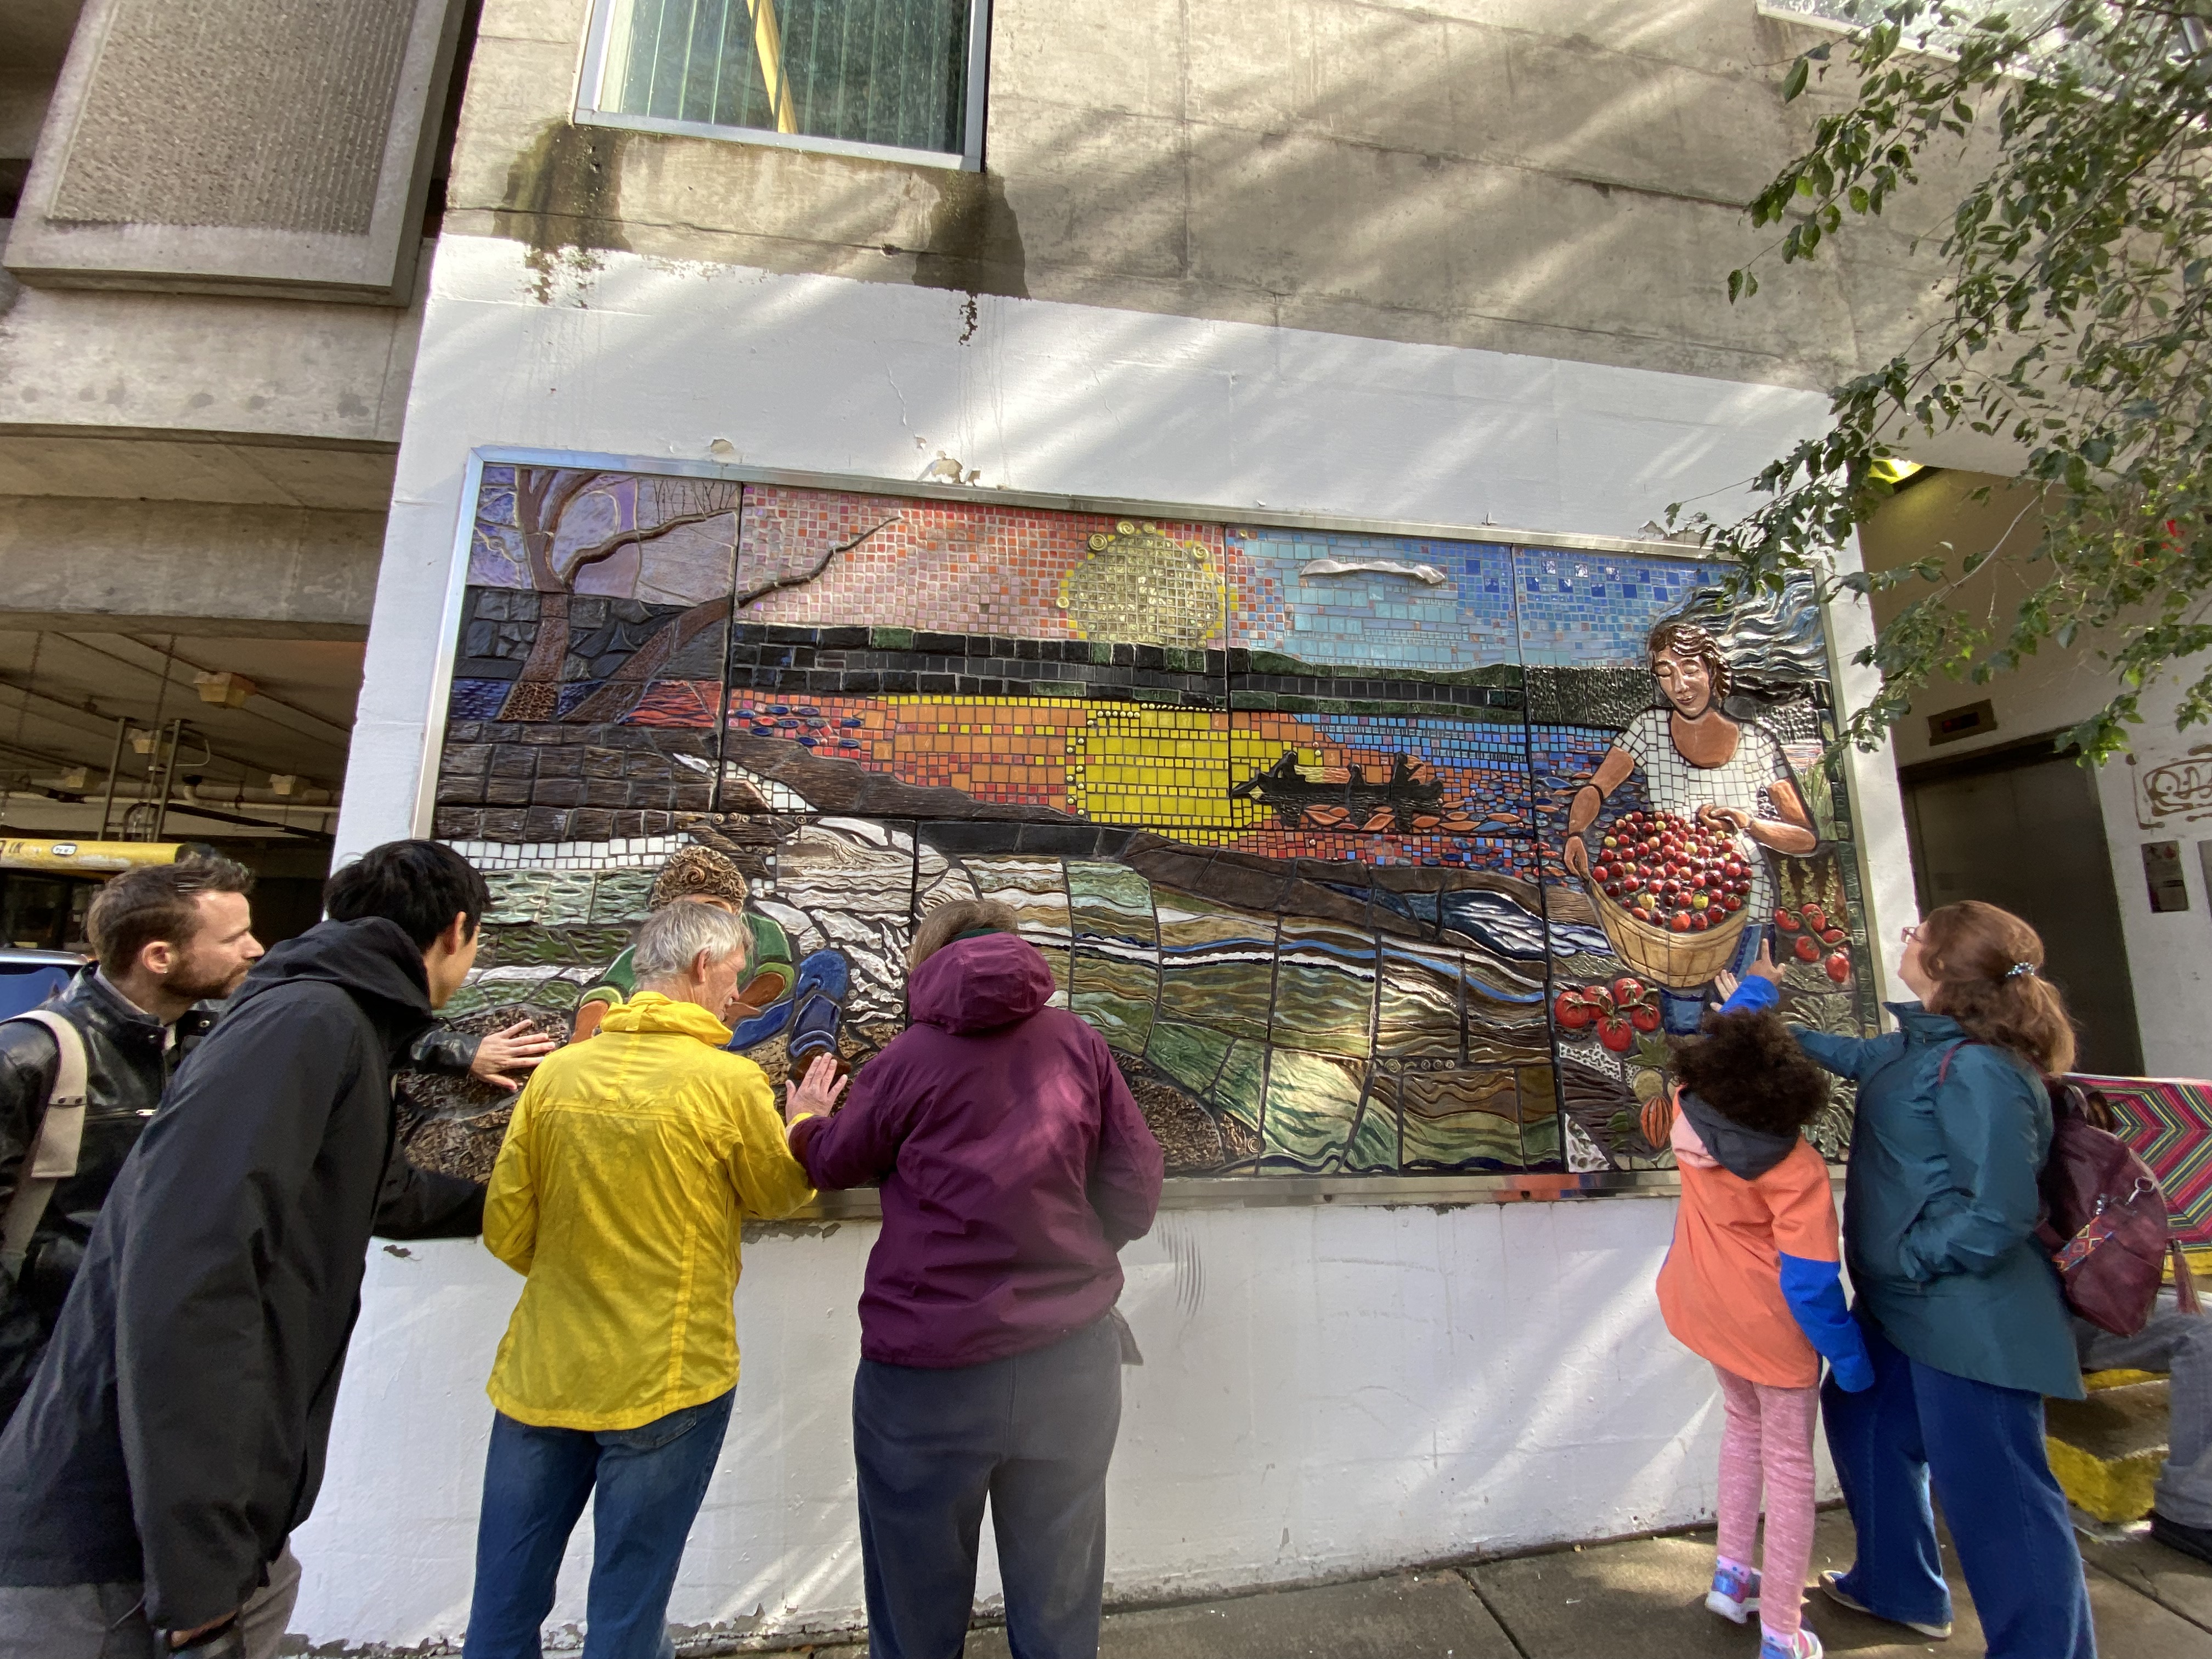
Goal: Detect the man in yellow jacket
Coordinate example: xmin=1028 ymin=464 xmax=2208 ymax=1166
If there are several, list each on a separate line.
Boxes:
xmin=463 ymin=900 xmax=814 ymax=1659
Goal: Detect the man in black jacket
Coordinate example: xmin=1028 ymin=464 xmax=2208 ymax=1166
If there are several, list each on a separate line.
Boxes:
xmin=0 ymin=840 xmax=496 ymax=1657
xmin=0 ymin=856 xmax=264 ymax=1428
xmin=0 ymin=859 xmax=551 ymax=1436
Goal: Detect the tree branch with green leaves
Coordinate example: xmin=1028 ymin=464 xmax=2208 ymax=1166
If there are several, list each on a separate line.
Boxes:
xmin=1678 ymin=1 xmax=2212 ymax=761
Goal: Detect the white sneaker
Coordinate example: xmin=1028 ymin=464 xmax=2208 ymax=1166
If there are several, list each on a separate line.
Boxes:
xmin=1707 ymin=1561 xmax=1761 ymax=1623
xmin=1819 ymin=1570 xmax=1953 ymax=1638
xmin=1759 ymin=1626 xmax=1824 ymax=1659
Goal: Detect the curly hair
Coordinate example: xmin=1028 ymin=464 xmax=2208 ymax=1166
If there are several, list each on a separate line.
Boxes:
xmin=1668 ymin=1006 xmax=1831 ymax=1136
xmin=1917 ymin=899 xmax=2078 ymax=1076
xmin=1646 ymin=618 xmax=1735 ymax=700
xmin=648 ymin=844 xmax=750 ymax=911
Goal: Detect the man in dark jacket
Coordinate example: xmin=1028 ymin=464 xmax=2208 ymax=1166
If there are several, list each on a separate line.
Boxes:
xmin=0 ymin=859 xmax=549 ymax=1437
xmin=0 ymin=839 xmax=494 ymax=1658
xmin=0 ymin=856 xmax=264 ymax=1427
xmin=785 ymin=898 xmax=1163 ymax=1659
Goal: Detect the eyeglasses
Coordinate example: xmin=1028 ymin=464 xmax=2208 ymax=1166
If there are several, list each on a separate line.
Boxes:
xmin=1899 ymin=924 xmax=1921 ymax=944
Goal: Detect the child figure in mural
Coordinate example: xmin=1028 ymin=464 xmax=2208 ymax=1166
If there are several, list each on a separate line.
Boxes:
xmin=570 ymin=845 xmax=849 ymax=1064
xmin=1657 ymin=943 xmax=1872 ymax=1659
xmin=1562 ymin=618 xmax=1818 ymax=1032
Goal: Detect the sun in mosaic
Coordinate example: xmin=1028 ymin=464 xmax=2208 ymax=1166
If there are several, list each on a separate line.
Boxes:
xmin=413 ymin=465 xmax=1878 ymax=1182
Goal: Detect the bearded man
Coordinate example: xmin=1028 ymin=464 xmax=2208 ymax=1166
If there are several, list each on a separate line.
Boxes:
xmin=0 ymin=857 xmax=264 ymax=1425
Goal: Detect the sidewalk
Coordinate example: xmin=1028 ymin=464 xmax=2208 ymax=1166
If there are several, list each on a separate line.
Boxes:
xmin=793 ymin=1510 xmax=2212 ymax=1657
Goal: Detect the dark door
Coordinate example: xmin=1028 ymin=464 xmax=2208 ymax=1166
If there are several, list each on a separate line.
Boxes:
xmin=1901 ymin=737 xmax=2142 ymax=1075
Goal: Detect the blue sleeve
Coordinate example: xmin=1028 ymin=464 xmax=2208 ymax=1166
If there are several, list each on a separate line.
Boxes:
xmin=1792 ymin=1024 xmax=1877 ymax=1080
xmin=1779 ymin=1252 xmax=1874 ymax=1391
xmin=1717 ymin=976 xmax=1779 ymax=1015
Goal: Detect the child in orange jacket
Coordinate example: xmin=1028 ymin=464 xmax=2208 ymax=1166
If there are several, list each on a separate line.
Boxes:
xmin=1657 ymin=946 xmax=1873 ymax=1659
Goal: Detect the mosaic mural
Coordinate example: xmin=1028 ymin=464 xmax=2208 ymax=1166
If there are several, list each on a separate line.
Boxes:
xmin=412 ymin=465 xmax=1880 ymax=1179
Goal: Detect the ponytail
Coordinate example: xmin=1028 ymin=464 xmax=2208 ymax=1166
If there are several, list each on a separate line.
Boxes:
xmin=1918 ymin=900 xmax=2078 ymax=1076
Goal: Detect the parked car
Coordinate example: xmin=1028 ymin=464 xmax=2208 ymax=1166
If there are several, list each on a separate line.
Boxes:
xmin=0 ymin=947 xmax=84 ymax=1021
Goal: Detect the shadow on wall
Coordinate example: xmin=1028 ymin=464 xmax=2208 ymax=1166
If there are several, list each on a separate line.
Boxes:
xmin=464 ymin=0 xmax=1964 ymax=393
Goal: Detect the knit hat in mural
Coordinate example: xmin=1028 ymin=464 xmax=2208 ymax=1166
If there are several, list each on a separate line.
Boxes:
xmin=648 ymin=844 xmax=751 ymax=910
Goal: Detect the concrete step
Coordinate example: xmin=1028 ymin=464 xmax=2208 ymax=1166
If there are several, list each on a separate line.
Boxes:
xmin=2049 ymin=1374 xmax=2171 ymax=1524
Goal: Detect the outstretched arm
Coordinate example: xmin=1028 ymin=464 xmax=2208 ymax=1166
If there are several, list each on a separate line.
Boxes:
xmin=1089 ymin=1036 xmax=1164 ymax=1247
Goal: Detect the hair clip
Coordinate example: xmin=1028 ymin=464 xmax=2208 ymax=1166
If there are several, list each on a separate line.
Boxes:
xmin=2005 ymin=961 xmax=2036 ymax=980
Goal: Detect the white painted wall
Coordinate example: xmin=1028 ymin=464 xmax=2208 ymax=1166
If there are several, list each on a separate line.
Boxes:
xmin=336 ymin=234 xmax=1842 ymax=860
xmin=295 ymin=1195 xmax=1795 ymax=1650
xmin=316 ymin=232 xmax=1888 ymax=1647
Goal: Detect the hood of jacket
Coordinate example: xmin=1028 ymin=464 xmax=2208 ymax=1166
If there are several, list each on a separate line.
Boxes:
xmin=599 ymin=990 xmax=733 ymax=1045
xmin=908 ymin=932 xmax=1054 ymax=1034
xmin=1677 ymin=1088 xmax=1798 ymax=1181
xmin=229 ymin=916 xmax=435 ymax=1057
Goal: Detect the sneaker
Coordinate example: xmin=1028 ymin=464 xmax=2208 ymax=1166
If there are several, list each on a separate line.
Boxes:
xmin=1818 ymin=1570 xmax=1952 ymax=1639
xmin=1760 ymin=1628 xmax=1823 ymax=1659
xmin=1707 ymin=1561 xmax=1761 ymax=1623
xmin=2152 ymin=1511 xmax=2212 ymax=1567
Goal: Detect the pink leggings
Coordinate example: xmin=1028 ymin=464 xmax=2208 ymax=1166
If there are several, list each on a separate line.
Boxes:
xmin=1714 ymin=1364 xmax=1820 ymax=1637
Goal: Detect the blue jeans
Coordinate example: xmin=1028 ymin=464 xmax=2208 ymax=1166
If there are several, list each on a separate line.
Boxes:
xmin=1660 ymin=921 xmax=1769 ymax=1035
xmin=727 ymin=950 xmax=848 ymax=1060
xmin=1822 ymin=1319 xmax=2094 ymax=1659
xmin=854 ymin=1316 xmax=1122 ymax=1659
xmin=463 ymin=1391 xmax=734 ymax=1659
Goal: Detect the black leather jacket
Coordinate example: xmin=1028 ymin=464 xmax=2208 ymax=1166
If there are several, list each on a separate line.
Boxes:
xmin=0 ymin=969 xmax=172 ymax=1321
xmin=0 ymin=967 xmax=483 ymax=1422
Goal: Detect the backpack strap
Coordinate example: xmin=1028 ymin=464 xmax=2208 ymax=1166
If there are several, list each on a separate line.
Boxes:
xmin=0 ymin=1010 xmax=91 ymax=1280
xmin=1934 ymin=1037 xmax=1976 ymax=1085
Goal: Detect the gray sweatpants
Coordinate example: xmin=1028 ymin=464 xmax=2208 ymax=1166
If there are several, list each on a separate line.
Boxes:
xmin=0 ymin=1543 xmax=299 ymax=1659
xmin=2078 ymin=1293 xmax=2212 ymax=1528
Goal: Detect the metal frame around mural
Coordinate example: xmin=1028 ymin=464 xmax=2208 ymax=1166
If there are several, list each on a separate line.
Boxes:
xmin=418 ymin=445 xmax=1880 ymax=1211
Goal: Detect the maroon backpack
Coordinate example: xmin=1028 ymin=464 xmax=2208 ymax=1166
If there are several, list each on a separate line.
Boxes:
xmin=1937 ymin=1042 xmax=2196 ymax=1336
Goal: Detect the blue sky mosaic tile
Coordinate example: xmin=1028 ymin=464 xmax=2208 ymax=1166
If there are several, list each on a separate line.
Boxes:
xmin=1232 ymin=531 xmax=1517 ymax=669
xmin=1513 ymin=549 xmax=1720 ymax=667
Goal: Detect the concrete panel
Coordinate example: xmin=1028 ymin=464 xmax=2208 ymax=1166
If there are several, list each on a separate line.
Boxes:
xmin=986 ymin=0 xmax=1186 ymax=122
xmin=0 ymin=262 xmax=426 ymax=443
xmin=0 ymin=494 xmax=381 ymax=633
xmin=4 ymin=0 xmax=462 ymax=302
xmin=0 ymin=431 xmax=396 ymax=510
xmin=435 ymin=0 xmax=1969 ymax=393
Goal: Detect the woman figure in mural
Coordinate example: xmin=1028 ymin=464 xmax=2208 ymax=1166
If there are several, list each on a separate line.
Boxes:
xmin=1562 ymin=618 xmax=1818 ymax=1032
xmin=571 ymin=845 xmax=849 ymax=1065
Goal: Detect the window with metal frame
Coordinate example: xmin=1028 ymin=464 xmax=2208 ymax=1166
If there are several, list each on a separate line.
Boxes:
xmin=579 ymin=0 xmax=989 ymax=169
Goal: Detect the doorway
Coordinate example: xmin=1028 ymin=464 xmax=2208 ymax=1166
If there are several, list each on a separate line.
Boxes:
xmin=1900 ymin=736 xmax=2142 ymax=1075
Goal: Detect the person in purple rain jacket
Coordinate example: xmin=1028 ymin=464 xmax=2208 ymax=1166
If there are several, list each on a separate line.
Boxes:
xmin=784 ymin=899 xmax=1164 ymax=1659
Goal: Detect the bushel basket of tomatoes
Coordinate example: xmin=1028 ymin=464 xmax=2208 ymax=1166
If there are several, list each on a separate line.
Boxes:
xmin=1580 ymin=808 xmax=1755 ymax=989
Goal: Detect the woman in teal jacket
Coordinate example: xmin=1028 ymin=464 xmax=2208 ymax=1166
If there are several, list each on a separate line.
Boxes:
xmin=1795 ymin=900 xmax=2092 ymax=1659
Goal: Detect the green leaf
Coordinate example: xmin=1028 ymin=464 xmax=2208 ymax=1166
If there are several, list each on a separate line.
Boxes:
xmin=1783 ymin=57 xmax=1810 ymax=101
xmin=1849 ymin=185 xmax=1870 ymax=214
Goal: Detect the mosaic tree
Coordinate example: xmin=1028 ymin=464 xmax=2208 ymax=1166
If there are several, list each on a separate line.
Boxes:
xmin=495 ymin=470 xmax=741 ymax=721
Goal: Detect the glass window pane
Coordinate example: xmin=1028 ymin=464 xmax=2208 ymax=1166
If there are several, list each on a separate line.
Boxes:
xmin=599 ymin=0 xmax=972 ymax=156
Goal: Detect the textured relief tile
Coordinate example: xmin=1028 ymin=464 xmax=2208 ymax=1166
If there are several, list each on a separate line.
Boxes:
xmin=431 ymin=466 xmax=1886 ymax=1183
